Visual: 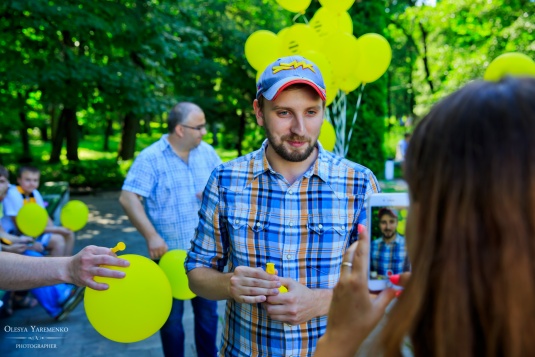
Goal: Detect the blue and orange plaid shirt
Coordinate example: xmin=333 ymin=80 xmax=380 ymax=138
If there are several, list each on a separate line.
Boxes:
xmin=186 ymin=140 xmax=380 ymax=357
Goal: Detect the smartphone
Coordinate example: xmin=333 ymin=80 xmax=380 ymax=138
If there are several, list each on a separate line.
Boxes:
xmin=366 ymin=192 xmax=410 ymax=292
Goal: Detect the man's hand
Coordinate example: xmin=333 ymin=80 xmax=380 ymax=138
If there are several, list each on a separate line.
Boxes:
xmin=147 ymin=234 xmax=168 ymax=260
xmin=67 ymin=245 xmax=130 ymax=290
xmin=228 ymin=266 xmax=282 ymax=304
xmin=263 ymin=279 xmax=329 ymax=325
xmin=26 ymin=241 xmax=44 ymax=253
xmin=3 ymin=243 xmax=29 ymax=254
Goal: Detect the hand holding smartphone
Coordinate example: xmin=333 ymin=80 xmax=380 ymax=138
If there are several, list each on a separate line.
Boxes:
xmin=366 ymin=193 xmax=410 ymax=293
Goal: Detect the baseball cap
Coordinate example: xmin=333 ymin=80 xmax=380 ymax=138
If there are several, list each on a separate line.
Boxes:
xmin=256 ymin=55 xmax=326 ymax=101
xmin=378 ymin=208 xmax=399 ymax=219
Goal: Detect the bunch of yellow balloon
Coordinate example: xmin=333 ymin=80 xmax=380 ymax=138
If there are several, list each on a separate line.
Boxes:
xmin=244 ymin=0 xmax=393 ymax=154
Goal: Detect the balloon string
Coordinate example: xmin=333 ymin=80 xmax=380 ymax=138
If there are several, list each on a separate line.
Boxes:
xmin=345 ymin=83 xmax=366 ymax=157
xmin=292 ymin=12 xmax=309 ymax=24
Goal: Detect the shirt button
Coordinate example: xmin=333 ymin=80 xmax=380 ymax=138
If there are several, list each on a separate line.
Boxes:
xmin=288 ymin=190 xmax=293 ymax=195
xmin=289 ymin=221 xmax=293 ymax=227
xmin=286 ymin=254 xmax=292 ymax=259
xmin=318 ymin=224 xmax=323 ymax=229
xmin=235 ymin=219 xmax=239 ymax=224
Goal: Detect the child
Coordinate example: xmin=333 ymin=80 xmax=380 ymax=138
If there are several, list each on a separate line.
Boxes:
xmin=0 ymin=165 xmax=84 ymax=321
xmin=3 ymin=166 xmax=74 ymax=257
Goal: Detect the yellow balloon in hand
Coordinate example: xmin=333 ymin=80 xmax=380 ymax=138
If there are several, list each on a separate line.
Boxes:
xmin=16 ymin=203 xmax=48 ymax=237
xmin=60 ymin=200 xmax=89 ymax=231
xmin=266 ymin=263 xmax=288 ymax=293
xmin=84 ymin=254 xmax=172 ymax=343
xmin=159 ymin=250 xmax=196 ymax=300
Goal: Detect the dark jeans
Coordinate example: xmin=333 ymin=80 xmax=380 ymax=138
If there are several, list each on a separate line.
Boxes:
xmin=160 ymin=296 xmax=218 ymax=357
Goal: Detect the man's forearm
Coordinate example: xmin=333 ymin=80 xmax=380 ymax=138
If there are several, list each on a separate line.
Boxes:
xmin=119 ymin=191 xmax=159 ymax=241
xmin=0 ymin=252 xmax=69 ymax=290
xmin=187 ymin=267 xmax=233 ymax=300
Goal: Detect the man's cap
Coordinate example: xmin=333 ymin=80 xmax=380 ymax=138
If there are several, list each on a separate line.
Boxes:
xmin=378 ymin=208 xmax=399 ymax=219
xmin=256 ymin=55 xmax=326 ymax=101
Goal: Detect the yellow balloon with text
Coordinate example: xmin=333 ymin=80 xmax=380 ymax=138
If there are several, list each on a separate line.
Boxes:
xmin=245 ymin=30 xmax=282 ymax=71
xmin=484 ymin=52 xmax=535 ymax=81
xmin=319 ymin=119 xmax=336 ymax=152
xmin=319 ymin=0 xmax=355 ymax=12
xmin=159 ymin=250 xmax=196 ymax=300
xmin=16 ymin=203 xmax=48 ymax=237
xmin=84 ymin=254 xmax=172 ymax=343
xmin=279 ymin=24 xmax=320 ymax=55
xmin=310 ymin=7 xmax=353 ymax=38
xmin=355 ymin=33 xmax=392 ymax=83
xmin=276 ymin=0 xmax=311 ymax=13
xmin=60 ymin=200 xmax=89 ymax=232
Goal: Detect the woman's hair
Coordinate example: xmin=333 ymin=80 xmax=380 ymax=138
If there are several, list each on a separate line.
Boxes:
xmin=379 ymin=77 xmax=535 ymax=357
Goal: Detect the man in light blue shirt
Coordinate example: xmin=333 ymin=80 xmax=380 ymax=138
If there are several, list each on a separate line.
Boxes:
xmin=120 ymin=102 xmax=222 ymax=357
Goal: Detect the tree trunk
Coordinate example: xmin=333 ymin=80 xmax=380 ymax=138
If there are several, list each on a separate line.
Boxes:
xmin=118 ymin=112 xmax=139 ymax=160
xmin=236 ymin=111 xmax=246 ymax=157
xmin=18 ymin=112 xmax=32 ymax=163
xmin=103 ymin=116 xmax=113 ymax=151
xmin=49 ymin=108 xmax=68 ymax=163
xmin=65 ymin=108 xmax=79 ymax=161
xmin=419 ymin=21 xmax=434 ymax=94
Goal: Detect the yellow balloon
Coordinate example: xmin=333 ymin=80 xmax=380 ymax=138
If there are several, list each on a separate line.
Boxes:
xmin=325 ymin=84 xmax=338 ymax=106
xmin=276 ymin=0 xmax=311 ymax=13
xmin=60 ymin=200 xmax=89 ymax=232
xmin=355 ymin=33 xmax=392 ymax=83
xmin=319 ymin=119 xmax=336 ymax=152
xmin=484 ymin=52 xmax=535 ymax=81
xmin=301 ymin=50 xmax=333 ymax=88
xmin=84 ymin=254 xmax=172 ymax=343
xmin=339 ymin=11 xmax=353 ymax=34
xmin=319 ymin=0 xmax=355 ymax=12
xmin=310 ymin=8 xmax=353 ymax=38
xmin=159 ymin=250 xmax=196 ymax=300
xmin=279 ymin=24 xmax=320 ymax=55
xmin=16 ymin=203 xmax=48 ymax=237
xmin=245 ymin=30 xmax=282 ymax=71
xmin=338 ymin=73 xmax=361 ymax=93
xmin=321 ymin=32 xmax=360 ymax=80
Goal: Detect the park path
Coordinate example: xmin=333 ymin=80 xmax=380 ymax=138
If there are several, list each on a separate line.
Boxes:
xmin=0 ymin=190 xmax=225 ymax=357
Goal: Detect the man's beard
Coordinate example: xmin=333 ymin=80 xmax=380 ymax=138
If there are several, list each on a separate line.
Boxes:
xmin=265 ymin=126 xmax=316 ymax=162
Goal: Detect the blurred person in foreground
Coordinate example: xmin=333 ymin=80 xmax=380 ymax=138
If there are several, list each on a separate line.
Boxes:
xmin=315 ymin=76 xmax=535 ymax=357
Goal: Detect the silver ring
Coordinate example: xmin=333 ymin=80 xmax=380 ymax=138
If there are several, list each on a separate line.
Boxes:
xmin=342 ymin=262 xmax=353 ymax=268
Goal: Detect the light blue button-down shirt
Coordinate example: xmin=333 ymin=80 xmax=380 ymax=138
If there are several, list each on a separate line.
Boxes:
xmin=122 ymin=135 xmax=222 ymax=250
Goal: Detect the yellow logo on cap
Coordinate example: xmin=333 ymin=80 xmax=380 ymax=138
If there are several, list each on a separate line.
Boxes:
xmin=272 ymin=60 xmax=316 ymax=74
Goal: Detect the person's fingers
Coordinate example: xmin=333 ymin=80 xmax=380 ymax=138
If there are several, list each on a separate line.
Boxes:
xmin=372 ymin=288 xmax=397 ymax=313
xmin=91 ymin=255 xmax=130 ymax=268
xmin=352 ymin=224 xmax=369 ymax=284
xmin=389 ymin=272 xmax=411 ymax=287
xmin=93 ymin=266 xmax=127 ymax=279
xmin=85 ymin=280 xmax=109 ymax=291
xmin=340 ymin=241 xmax=358 ymax=278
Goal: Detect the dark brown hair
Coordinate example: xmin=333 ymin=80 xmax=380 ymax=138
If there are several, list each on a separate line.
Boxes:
xmin=379 ymin=77 xmax=535 ymax=357
xmin=0 ymin=165 xmax=9 ymax=179
xmin=17 ymin=166 xmax=40 ymax=178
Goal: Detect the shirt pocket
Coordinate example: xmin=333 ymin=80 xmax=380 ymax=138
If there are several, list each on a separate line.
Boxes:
xmin=306 ymin=214 xmax=353 ymax=289
xmin=225 ymin=208 xmax=272 ymax=267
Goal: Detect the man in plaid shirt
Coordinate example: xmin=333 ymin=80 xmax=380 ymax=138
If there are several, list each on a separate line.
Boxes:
xmin=370 ymin=208 xmax=410 ymax=277
xmin=186 ymin=56 xmax=380 ymax=356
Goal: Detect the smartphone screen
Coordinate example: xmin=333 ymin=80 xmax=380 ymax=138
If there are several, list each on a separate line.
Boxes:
xmin=367 ymin=193 xmax=410 ymax=292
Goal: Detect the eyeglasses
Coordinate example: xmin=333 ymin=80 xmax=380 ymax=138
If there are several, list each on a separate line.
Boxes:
xmin=180 ymin=124 xmax=206 ymax=131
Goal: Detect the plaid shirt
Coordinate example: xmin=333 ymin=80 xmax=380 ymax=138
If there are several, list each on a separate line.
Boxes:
xmin=122 ymin=135 xmax=222 ymax=250
xmin=370 ymin=233 xmax=410 ymax=276
xmin=186 ymin=140 xmax=380 ymax=357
